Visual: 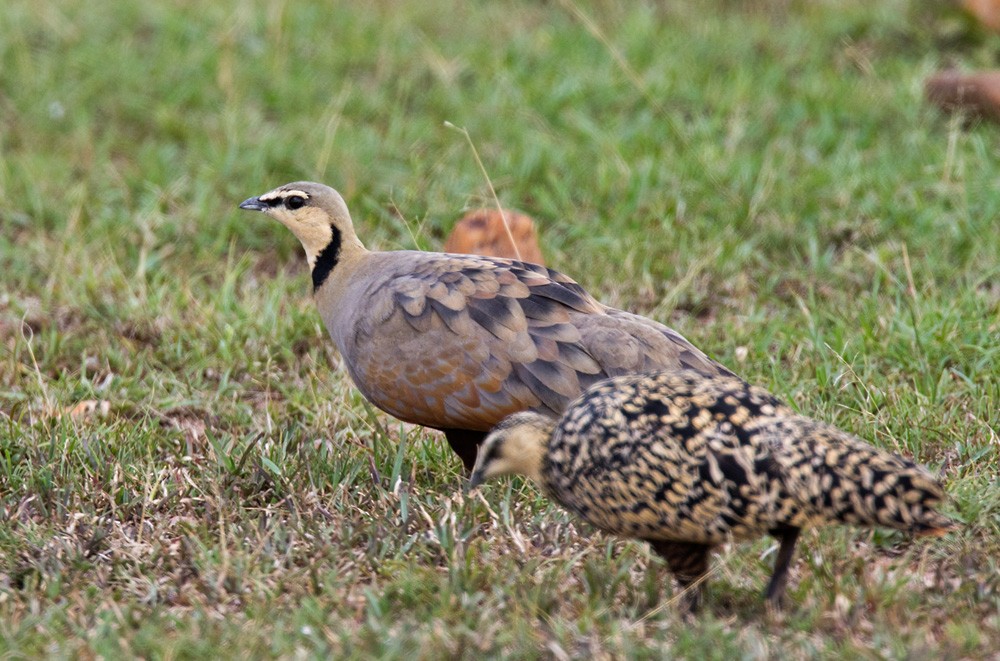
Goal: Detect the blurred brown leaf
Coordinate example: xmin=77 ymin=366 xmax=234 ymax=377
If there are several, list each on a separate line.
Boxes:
xmin=65 ymin=400 xmax=110 ymax=420
xmin=963 ymin=0 xmax=1000 ymax=32
xmin=925 ymin=70 xmax=1000 ymax=123
xmin=444 ymin=209 xmax=546 ymax=266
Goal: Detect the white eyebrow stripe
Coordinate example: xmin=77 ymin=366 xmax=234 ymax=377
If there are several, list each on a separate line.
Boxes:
xmin=259 ymin=189 xmax=311 ymax=202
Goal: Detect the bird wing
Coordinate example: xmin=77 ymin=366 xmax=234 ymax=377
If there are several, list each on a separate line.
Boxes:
xmin=761 ymin=417 xmax=956 ymax=532
xmin=345 ymin=253 xmax=728 ymax=431
xmin=677 ymin=374 xmax=954 ymax=534
xmin=584 ymin=307 xmax=734 ymax=377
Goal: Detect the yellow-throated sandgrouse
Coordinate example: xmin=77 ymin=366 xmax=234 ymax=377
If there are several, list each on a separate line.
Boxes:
xmin=469 ymin=369 xmax=957 ymax=610
xmin=239 ymin=182 xmax=733 ymax=471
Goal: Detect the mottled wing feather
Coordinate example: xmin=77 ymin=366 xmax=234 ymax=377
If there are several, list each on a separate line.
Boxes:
xmin=764 ymin=419 xmax=953 ymax=531
xmin=348 ymin=253 xmax=728 ymax=431
xmin=603 ymin=308 xmax=735 ymax=376
xmin=542 ymin=370 xmax=955 ymax=545
xmin=544 ymin=372 xmax=785 ymax=544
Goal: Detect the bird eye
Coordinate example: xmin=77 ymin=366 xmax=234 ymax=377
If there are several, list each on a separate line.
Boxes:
xmin=286 ymin=195 xmax=306 ymax=210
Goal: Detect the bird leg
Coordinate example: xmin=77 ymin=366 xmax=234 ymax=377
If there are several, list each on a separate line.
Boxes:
xmin=441 ymin=428 xmax=486 ymax=474
xmin=648 ymin=540 xmax=712 ymax=613
xmin=764 ymin=526 xmax=801 ymax=608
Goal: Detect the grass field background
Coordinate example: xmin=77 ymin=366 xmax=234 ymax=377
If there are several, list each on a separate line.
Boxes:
xmin=2 ymin=0 xmax=999 ymax=657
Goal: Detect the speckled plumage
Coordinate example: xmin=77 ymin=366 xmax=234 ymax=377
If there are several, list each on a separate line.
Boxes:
xmin=470 ymin=369 xmax=957 ymax=610
xmin=239 ymin=182 xmax=733 ymax=471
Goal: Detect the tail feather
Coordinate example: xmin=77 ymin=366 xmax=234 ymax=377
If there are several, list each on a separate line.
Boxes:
xmin=770 ymin=418 xmax=957 ymax=533
xmin=912 ymin=510 xmax=960 ymax=536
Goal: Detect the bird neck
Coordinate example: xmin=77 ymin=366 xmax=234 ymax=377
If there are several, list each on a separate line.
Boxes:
xmin=506 ymin=419 xmax=556 ymax=485
xmin=309 ymin=228 xmax=367 ymax=291
xmin=519 ymin=450 xmax=546 ymax=486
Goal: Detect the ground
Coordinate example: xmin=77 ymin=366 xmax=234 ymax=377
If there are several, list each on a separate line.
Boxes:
xmin=1 ymin=0 xmax=998 ymax=657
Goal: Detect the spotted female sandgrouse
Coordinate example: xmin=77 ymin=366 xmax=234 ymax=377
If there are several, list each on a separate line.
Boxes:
xmin=470 ymin=369 xmax=957 ymax=610
xmin=239 ymin=182 xmax=733 ymax=471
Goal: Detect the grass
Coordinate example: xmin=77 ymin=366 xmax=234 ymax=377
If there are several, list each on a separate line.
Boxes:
xmin=1 ymin=0 xmax=999 ymax=656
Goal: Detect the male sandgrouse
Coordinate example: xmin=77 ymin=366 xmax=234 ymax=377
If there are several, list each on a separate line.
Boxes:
xmin=239 ymin=182 xmax=733 ymax=471
xmin=470 ymin=369 xmax=957 ymax=611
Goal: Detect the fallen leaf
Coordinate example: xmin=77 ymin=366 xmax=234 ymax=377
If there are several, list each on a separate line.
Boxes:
xmin=65 ymin=400 xmax=111 ymax=420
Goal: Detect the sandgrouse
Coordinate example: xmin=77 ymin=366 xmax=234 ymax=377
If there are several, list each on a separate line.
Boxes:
xmin=470 ymin=369 xmax=957 ymax=611
xmin=239 ymin=182 xmax=733 ymax=471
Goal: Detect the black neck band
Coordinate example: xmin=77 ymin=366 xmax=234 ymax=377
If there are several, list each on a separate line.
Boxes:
xmin=311 ymin=227 xmax=342 ymax=291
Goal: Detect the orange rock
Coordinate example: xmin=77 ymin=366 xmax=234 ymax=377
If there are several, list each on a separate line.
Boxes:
xmin=963 ymin=0 xmax=1000 ymax=32
xmin=925 ymin=70 xmax=1000 ymax=122
xmin=444 ymin=209 xmax=545 ymax=266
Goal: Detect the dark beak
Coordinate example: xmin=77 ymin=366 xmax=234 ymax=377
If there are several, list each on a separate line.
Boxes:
xmin=238 ymin=196 xmax=267 ymax=212
xmin=467 ymin=470 xmax=486 ymax=492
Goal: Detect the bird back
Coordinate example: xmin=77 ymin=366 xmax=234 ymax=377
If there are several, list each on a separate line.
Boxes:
xmin=765 ymin=417 xmax=957 ymax=534
xmin=541 ymin=370 xmax=956 ymax=543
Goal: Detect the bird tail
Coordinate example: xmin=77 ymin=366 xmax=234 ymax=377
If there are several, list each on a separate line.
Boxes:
xmin=774 ymin=419 xmax=959 ymax=534
xmin=912 ymin=510 xmax=960 ymax=536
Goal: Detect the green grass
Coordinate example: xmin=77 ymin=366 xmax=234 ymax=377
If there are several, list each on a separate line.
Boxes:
xmin=2 ymin=0 xmax=999 ymax=657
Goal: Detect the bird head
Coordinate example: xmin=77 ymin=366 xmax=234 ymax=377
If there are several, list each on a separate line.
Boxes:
xmin=468 ymin=411 xmax=556 ymax=490
xmin=238 ymin=181 xmax=364 ymax=275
